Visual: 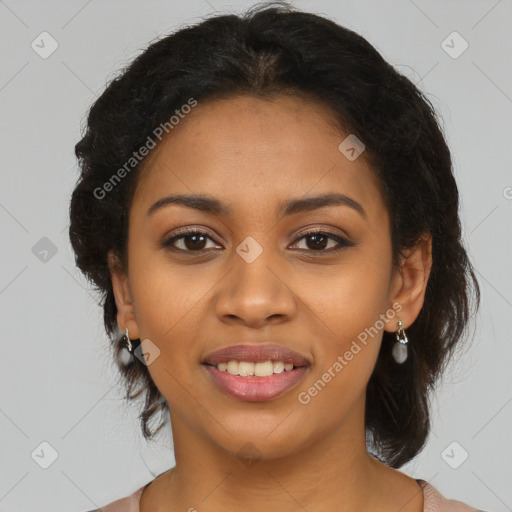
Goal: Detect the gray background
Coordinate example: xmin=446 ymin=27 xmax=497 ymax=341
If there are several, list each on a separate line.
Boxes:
xmin=0 ymin=0 xmax=511 ymax=511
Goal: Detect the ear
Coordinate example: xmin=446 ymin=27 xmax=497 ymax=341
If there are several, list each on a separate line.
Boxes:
xmin=107 ymin=249 xmax=140 ymax=339
xmin=384 ymin=233 xmax=433 ymax=332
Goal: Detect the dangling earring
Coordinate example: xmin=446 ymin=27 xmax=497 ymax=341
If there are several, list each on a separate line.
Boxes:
xmin=121 ymin=327 xmax=133 ymax=353
xmin=392 ymin=319 xmax=408 ymax=364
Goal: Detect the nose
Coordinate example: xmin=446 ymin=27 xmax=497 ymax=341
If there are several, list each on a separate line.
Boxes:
xmin=215 ymin=245 xmax=297 ymax=329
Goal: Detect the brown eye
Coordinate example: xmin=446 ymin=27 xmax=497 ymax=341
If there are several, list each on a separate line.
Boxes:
xmin=161 ymin=229 xmax=221 ymax=252
xmin=290 ymin=230 xmax=353 ymax=253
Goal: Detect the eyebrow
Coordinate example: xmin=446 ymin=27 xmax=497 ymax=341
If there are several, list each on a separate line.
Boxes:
xmin=147 ymin=192 xmax=366 ymax=220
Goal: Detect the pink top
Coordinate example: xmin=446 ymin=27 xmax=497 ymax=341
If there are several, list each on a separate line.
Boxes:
xmin=87 ymin=479 xmax=485 ymax=511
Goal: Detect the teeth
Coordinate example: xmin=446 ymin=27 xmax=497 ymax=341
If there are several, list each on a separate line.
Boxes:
xmin=216 ymin=360 xmax=296 ymax=376
xmin=273 ymin=361 xmax=284 ymax=373
xmin=226 ymin=360 xmax=238 ymax=375
xmin=238 ymin=361 xmax=255 ymax=376
xmin=254 ymin=361 xmax=273 ymax=377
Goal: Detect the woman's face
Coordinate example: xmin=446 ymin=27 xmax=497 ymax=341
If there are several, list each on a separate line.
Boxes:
xmin=111 ymin=94 xmax=410 ymax=461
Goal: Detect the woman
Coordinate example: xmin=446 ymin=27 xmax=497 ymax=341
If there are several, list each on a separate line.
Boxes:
xmin=70 ymin=2 xmax=484 ymax=511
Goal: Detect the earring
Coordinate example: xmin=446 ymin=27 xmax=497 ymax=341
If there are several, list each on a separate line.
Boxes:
xmin=121 ymin=327 xmax=133 ymax=353
xmin=392 ymin=319 xmax=408 ymax=364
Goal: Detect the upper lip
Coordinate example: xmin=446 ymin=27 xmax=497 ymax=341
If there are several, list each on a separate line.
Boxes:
xmin=202 ymin=343 xmax=310 ymax=367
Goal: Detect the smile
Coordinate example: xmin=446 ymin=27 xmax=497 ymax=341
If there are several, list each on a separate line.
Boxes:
xmin=202 ymin=362 xmax=308 ymax=402
xmin=213 ymin=360 xmax=295 ymax=376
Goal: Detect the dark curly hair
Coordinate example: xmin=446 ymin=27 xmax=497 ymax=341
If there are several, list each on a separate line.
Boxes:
xmin=69 ymin=1 xmax=480 ymax=468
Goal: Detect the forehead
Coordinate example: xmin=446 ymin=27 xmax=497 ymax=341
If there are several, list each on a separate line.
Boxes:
xmin=132 ymin=94 xmax=387 ymax=223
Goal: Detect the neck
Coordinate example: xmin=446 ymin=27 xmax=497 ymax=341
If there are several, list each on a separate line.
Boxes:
xmin=142 ymin=398 xmax=423 ymax=512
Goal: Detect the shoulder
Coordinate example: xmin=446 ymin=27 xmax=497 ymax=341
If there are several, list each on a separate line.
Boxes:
xmin=85 ymin=483 xmax=148 ymax=512
xmin=417 ymin=479 xmax=489 ymax=512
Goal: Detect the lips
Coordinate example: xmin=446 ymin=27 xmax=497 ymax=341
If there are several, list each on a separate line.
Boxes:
xmin=202 ymin=343 xmax=310 ymax=367
xmin=201 ymin=343 xmax=311 ymax=401
xmin=203 ymin=364 xmax=309 ymax=401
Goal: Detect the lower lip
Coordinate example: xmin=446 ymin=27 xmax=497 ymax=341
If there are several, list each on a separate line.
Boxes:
xmin=202 ymin=364 xmax=308 ymax=402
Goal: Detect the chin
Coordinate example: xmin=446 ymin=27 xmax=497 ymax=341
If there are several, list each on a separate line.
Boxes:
xmin=204 ymin=414 xmax=315 ymax=462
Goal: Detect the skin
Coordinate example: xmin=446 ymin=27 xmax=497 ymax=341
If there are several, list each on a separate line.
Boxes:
xmin=109 ymin=94 xmax=432 ymax=512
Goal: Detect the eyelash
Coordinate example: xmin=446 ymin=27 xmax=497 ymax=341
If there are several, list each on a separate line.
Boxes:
xmin=160 ymin=227 xmax=354 ymax=255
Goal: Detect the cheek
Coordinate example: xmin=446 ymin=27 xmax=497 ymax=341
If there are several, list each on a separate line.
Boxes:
xmin=125 ymin=261 xmax=213 ymax=406
xmin=294 ymin=274 xmax=388 ymax=420
xmin=129 ymin=242 xmax=212 ymax=334
xmin=127 ymin=258 xmax=210 ymax=407
xmin=300 ymin=254 xmax=391 ymax=393
xmin=302 ymin=252 xmax=391 ymax=340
